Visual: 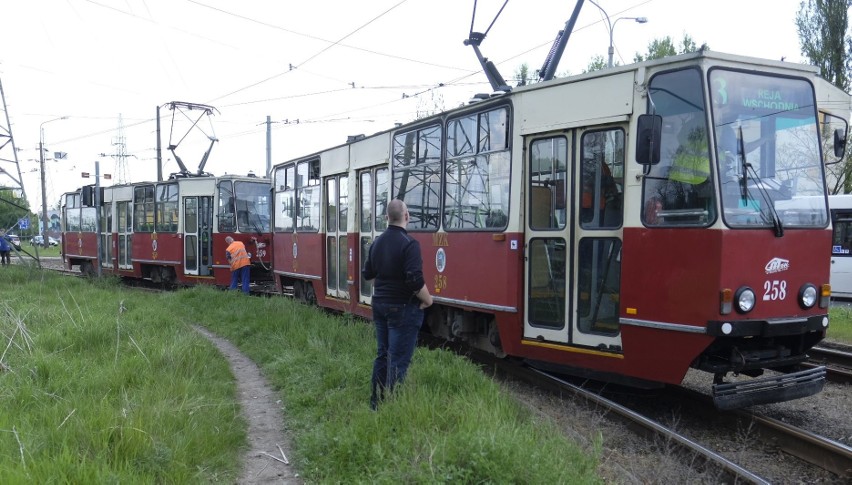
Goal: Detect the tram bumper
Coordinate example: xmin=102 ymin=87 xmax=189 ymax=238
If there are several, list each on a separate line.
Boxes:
xmin=706 ymin=314 xmax=827 ymax=337
xmin=712 ymin=366 xmax=825 ymax=410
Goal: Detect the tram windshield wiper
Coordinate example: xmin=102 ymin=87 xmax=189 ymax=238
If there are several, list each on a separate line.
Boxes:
xmin=737 ymin=126 xmax=784 ymax=237
xmin=738 ymin=126 xmax=748 ymax=202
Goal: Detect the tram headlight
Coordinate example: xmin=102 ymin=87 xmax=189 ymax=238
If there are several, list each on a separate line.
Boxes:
xmin=735 ymin=287 xmax=756 ymax=313
xmin=798 ymin=284 xmax=817 ymax=309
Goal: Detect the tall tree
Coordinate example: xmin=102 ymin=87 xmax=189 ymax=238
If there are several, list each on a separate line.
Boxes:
xmin=633 ymin=34 xmax=702 ymax=63
xmin=514 ymin=63 xmax=531 ymax=87
xmin=0 ymin=189 xmax=31 ymax=232
xmin=796 ymin=0 xmax=852 ymax=91
xmin=585 ymin=34 xmax=704 ymax=73
xmin=797 ymin=0 xmax=852 ymax=193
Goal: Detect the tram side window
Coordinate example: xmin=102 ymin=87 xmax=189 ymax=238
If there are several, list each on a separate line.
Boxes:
xmin=375 ymin=168 xmax=389 ymax=231
xmin=642 ymin=68 xmax=716 ymax=227
xmin=580 ymin=129 xmax=624 ymax=229
xmin=81 ymin=202 xmax=96 ymax=232
xmin=296 ymin=159 xmax=320 ymax=232
xmin=444 ymin=107 xmax=511 ymax=230
xmin=392 ymin=125 xmax=441 ymax=231
xmin=529 ymin=137 xmax=568 ymax=230
xmin=218 ymin=181 xmax=236 ymax=232
xmin=118 ymin=201 xmax=130 ymax=232
xmin=101 ymin=202 xmax=112 ymax=233
xmin=326 ymin=177 xmax=337 ymax=231
xmin=155 ymin=183 xmax=179 ymax=232
xmin=274 ymin=164 xmax=296 ymax=232
xmin=360 ymin=171 xmax=373 ymax=233
xmin=134 ymin=185 xmax=155 ymax=232
xmin=832 ymin=210 xmax=852 ymax=256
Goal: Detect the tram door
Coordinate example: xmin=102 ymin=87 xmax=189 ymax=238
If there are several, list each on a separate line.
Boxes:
xmin=100 ymin=202 xmax=112 ymax=269
xmin=523 ymin=128 xmax=624 ymax=349
xmin=524 ymin=135 xmax=571 ymax=343
xmin=325 ymin=174 xmax=349 ymax=299
xmin=117 ymin=201 xmax=132 ymax=270
xmin=357 ymin=166 xmax=390 ymax=305
xmin=571 ymin=127 xmax=623 ymax=349
xmin=183 ymin=196 xmax=213 ymax=276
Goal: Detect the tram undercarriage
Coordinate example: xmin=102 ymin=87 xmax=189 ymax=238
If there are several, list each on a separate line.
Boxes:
xmin=425 ymin=305 xmax=505 ymax=358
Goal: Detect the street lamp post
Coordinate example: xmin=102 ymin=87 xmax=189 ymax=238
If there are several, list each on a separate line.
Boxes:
xmin=588 ymin=0 xmax=647 ymax=68
xmin=39 ymin=116 xmax=68 ymax=240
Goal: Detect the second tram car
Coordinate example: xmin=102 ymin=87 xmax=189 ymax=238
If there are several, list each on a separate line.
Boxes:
xmin=62 ymin=174 xmax=272 ymax=287
xmin=271 ymin=51 xmax=849 ymax=409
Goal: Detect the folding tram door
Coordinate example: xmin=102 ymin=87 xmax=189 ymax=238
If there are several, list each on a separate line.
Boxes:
xmin=357 ymin=166 xmax=389 ymax=306
xmin=325 ymin=174 xmax=349 ymax=299
xmin=117 ymin=200 xmax=132 ymax=270
xmin=183 ymin=196 xmax=213 ymax=276
xmin=523 ymin=127 xmax=624 ymax=351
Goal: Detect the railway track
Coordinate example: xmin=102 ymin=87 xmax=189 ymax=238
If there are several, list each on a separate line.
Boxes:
xmin=807 ymin=345 xmax=852 ymax=384
xmin=451 ymin=342 xmax=851 ymax=483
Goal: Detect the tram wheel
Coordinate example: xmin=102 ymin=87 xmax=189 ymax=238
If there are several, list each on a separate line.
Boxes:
xmin=80 ymin=261 xmax=95 ymax=277
xmin=304 ymin=281 xmax=317 ymax=305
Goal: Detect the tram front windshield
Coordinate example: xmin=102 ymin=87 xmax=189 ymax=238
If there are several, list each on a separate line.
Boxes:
xmin=235 ymin=181 xmax=271 ymax=233
xmin=710 ymin=69 xmax=828 ymax=228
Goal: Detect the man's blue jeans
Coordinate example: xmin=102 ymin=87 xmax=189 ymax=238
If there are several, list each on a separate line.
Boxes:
xmin=371 ymin=300 xmax=423 ymax=407
xmin=230 ymin=266 xmax=250 ymax=294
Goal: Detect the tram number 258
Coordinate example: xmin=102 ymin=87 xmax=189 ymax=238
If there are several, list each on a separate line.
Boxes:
xmin=763 ymin=280 xmax=787 ymax=301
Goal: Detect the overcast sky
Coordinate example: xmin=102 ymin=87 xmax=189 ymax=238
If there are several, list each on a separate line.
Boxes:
xmin=0 ymin=0 xmax=808 ymax=214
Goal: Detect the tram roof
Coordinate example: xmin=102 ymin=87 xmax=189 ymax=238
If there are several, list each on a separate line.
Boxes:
xmin=272 ymin=50 xmax=836 ymax=170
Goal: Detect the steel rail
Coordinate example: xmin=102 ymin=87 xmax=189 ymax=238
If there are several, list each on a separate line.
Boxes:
xmin=734 ymin=409 xmax=852 ymax=478
xmin=526 ymin=369 xmax=771 ymax=485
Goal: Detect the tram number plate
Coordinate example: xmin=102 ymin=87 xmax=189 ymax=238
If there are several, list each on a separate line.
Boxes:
xmin=763 ymin=280 xmax=787 ymax=301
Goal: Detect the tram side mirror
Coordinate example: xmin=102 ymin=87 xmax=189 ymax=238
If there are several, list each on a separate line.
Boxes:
xmin=834 ymin=127 xmax=847 ymax=158
xmin=636 ymin=114 xmax=662 ymax=165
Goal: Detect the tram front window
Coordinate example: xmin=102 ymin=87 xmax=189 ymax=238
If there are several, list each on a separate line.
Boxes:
xmin=642 ymin=68 xmax=716 ymax=227
xmin=235 ymin=181 xmax=271 ymax=233
xmin=710 ymin=69 xmax=828 ymax=228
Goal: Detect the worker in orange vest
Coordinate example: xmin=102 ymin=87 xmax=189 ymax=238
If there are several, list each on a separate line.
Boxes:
xmin=225 ymin=236 xmax=251 ymax=294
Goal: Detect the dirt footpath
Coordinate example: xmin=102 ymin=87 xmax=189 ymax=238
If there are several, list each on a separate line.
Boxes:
xmin=193 ymin=326 xmax=301 ymax=484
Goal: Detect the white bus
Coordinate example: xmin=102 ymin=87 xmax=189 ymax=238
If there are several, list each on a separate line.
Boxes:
xmin=829 ymin=194 xmax=852 ymax=298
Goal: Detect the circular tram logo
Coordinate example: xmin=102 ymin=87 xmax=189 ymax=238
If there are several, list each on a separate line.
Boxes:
xmin=435 ymin=248 xmax=446 ymax=273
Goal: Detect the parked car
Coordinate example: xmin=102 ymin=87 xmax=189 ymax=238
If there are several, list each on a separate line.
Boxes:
xmin=5 ymin=234 xmax=21 ymax=250
xmin=31 ymin=235 xmax=58 ymax=247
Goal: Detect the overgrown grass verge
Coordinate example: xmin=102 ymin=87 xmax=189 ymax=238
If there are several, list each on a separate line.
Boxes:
xmin=828 ymin=305 xmax=852 ymax=343
xmin=0 ymin=266 xmax=600 ymax=483
xmin=0 ymin=266 xmax=243 ymax=483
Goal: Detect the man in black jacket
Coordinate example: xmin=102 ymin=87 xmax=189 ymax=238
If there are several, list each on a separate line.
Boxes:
xmin=363 ymin=199 xmax=433 ymax=410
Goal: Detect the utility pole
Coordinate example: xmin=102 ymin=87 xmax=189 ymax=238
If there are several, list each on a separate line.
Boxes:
xmin=266 ymin=115 xmax=272 ymax=177
xmin=39 ymin=116 xmax=67 ymax=238
xmin=0 ymin=77 xmax=26 ymax=200
xmin=95 ymin=161 xmax=102 ymax=277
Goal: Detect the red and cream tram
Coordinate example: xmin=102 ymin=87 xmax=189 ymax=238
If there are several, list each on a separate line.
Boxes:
xmin=62 ymin=174 xmax=271 ymax=287
xmin=270 ymin=51 xmax=850 ymax=409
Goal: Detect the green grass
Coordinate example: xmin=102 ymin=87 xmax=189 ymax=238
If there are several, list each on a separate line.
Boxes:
xmin=7 ymin=243 xmax=60 ymax=260
xmin=828 ymin=305 xmax=852 ymax=343
xmin=0 ymin=266 xmax=600 ymax=483
xmin=0 ymin=267 xmax=243 ymax=483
